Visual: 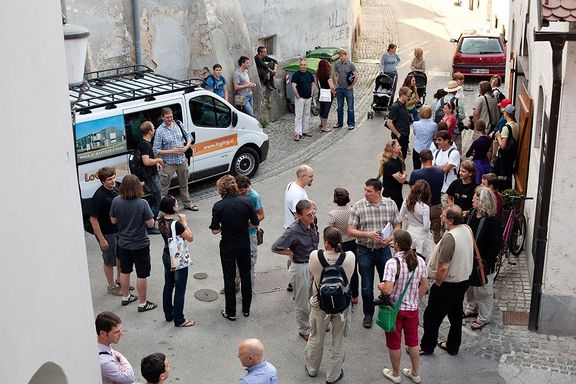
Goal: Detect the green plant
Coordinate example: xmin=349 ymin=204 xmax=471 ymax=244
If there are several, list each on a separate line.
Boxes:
xmin=259 ymin=119 xmax=269 ymax=129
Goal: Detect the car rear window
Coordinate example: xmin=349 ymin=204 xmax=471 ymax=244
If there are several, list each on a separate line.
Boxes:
xmin=460 ymin=37 xmax=503 ymax=54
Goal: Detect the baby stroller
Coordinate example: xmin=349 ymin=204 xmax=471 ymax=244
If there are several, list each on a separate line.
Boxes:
xmin=408 ymin=71 xmax=428 ymax=106
xmin=368 ymin=73 xmax=395 ymax=119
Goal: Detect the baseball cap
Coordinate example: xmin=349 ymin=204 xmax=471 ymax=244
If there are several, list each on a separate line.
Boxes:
xmin=503 ymin=104 xmax=516 ymax=114
xmin=498 ymin=98 xmax=511 ymax=108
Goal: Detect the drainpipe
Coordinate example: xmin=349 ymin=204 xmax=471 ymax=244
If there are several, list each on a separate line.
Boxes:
xmin=132 ymin=0 xmax=143 ymax=66
xmin=530 ymin=31 xmax=576 ymax=331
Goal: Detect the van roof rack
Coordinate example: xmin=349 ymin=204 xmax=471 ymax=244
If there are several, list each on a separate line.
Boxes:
xmin=69 ymin=65 xmax=204 ymax=113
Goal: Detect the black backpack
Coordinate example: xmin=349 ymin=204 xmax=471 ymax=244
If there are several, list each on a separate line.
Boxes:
xmin=316 ymin=250 xmax=350 ymax=314
xmin=129 ymin=144 xmax=147 ymax=181
xmin=494 ymin=88 xmax=506 ymax=103
xmin=500 ymin=123 xmax=518 ymax=159
xmin=434 ymin=96 xmax=458 ymax=124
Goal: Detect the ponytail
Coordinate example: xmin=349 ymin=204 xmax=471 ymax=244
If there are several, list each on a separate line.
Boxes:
xmin=393 ymin=230 xmax=418 ymax=271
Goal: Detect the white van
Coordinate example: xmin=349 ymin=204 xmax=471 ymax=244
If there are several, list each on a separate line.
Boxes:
xmin=70 ymin=65 xmax=269 ymax=215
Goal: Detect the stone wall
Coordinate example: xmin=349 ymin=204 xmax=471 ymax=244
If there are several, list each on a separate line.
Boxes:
xmin=64 ymin=0 xmax=361 ymax=122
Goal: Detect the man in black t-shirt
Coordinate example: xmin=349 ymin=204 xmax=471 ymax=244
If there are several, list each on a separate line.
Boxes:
xmin=408 ymin=149 xmax=445 ymax=242
xmin=138 ymin=121 xmax=164 ymax=234
xmin=89 ymin=167 xmax=125 ymax=295
xmin=291 ymin=58 xmax=316 ymax=141
xmin=386 ymin=86 xmax=412 ymax=159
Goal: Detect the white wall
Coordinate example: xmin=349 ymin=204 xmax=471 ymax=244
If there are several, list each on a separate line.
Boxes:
xmin=0 ymin=1 xmax=100 ymax=382
xmin=509 ymin=0 xmax=576 ymax=334
xmin=239 ymin=0 xmax=361 ymax=58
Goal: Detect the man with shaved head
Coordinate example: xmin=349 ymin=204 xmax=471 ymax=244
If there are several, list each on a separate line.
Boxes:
xmin=283 ymin=164 xmax=315 ymax=292
xmin=237 ymin=338 xmax=278 ymax=384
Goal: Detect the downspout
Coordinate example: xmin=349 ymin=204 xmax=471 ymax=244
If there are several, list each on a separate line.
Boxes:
xmin=132 ymin=0 xmax=143 ymax=66
xmin=529 ymin=31 xmax=575 ymax=331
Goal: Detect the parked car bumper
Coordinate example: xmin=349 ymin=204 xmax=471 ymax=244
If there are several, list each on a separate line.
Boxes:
xmin=452 ymin=65 xmax=505 ymax=77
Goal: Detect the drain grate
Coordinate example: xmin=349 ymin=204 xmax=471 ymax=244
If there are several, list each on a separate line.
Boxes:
xmin=502 ymin=311 xmax=529 ymax=326
xmin=253 ymin=269 xmax=290 ymax=294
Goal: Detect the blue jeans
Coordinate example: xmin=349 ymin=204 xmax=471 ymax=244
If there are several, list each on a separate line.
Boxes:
xmin=336 ymin=87 xmax=355 ymax=127
xmin=356 ymin=245 xmax=392 ymax=317
xmin=243 ymin=94 xmax=255 ymax=117
xmin=162 ymin=251 xmax=189 ymax=326
xmin=409 ymin=107 xmax=420 ymax=122
xmin=145 ymin=174 xmax=162 ymax=219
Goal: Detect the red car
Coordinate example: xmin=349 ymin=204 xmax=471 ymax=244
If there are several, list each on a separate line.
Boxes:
xmin=451 ymin=32 xmax=506 ymax=77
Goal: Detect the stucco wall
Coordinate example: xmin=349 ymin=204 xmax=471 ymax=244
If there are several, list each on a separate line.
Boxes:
xmin=509 ymin=0 xmax=576 ymax=335
xmin=0 ymin=2 xmax=100 ymax=383
xmin=239 ymin=0 xmax=361 ymax=58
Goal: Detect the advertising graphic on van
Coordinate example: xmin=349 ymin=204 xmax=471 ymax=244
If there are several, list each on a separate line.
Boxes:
xmin=75 ymin=115 xmax=126 ymax=164
xmin=193 ymin=134 xmax=238 ymax=156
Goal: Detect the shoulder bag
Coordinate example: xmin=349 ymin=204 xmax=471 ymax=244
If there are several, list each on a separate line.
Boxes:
xmin=376 ymin=258 xmax=416 ymax=332
xmin=169 ymin=220 xmax=192 ymax=271
xmin=175 ymin=120 xmax=193 ymax=165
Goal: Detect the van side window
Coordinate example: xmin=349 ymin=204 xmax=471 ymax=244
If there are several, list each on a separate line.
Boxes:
xmin=123 ymin=103 xmax=183 ymax=149
xmin=189 ymin=95 xmax=231 ymax=128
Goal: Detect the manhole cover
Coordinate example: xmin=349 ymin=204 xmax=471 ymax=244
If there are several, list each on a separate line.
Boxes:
xmin=502 ymin=311 xmax=529 ymax=326
xmin=253 ymin=269 xmax=290 ymax=294
xmin=193 ymin=272 xmax=208 ymax=280
xmin=195 ymin=289 xmax=218 ymax=302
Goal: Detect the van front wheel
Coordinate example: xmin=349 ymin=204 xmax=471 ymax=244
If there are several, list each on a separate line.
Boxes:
xmin=231 ymin=147 xmax=260 ymax=177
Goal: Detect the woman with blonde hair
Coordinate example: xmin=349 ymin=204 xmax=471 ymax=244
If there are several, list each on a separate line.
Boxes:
xmin=410 ymin=48 xmax=426 ymax=73
xmin=399 ymin=180 xmax=435 ymax=259
xmin=464 ymin=186 xmax=503 ymax=330
xmin=378 ymin=139 xmax=407 ymax=209
xmin=412 ymin=104 xmax=437 ymax=170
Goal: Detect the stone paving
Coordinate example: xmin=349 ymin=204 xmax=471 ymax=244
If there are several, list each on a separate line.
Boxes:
xmin=184 ymin=0 xmax=576 ymax=378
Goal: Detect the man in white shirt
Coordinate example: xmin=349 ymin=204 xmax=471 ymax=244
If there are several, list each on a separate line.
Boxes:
xmin=284 ymin=164 xmax=315 ymax=291
xmin=432 ymin=131 xmax=461 ymax=196
xmin=96 ymin=312 xmax=135 ymax=384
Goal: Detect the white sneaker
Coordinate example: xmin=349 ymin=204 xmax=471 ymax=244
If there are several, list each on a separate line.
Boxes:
xmin=402 ymin=368 xmax=421 ymax=383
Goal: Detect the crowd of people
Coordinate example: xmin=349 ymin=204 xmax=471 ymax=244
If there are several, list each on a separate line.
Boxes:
xmin=89 ymin=40 xmax=523 ymax=383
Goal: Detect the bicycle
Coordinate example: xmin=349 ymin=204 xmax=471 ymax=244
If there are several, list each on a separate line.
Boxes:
xmin=494 ymin=194 xmax=532 ymax=281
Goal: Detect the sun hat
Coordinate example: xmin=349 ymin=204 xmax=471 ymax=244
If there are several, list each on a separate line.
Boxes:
xmin=498 ymin=98 xmax=512 ymax=108
xmin=503 ymin=104 xmax=516 ymax=114
xmin=445 ymin=80 xmax=462 ymax=93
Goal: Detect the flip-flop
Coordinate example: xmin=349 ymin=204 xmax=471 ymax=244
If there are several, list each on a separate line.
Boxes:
xmin=185 ymin=205 xmax=199 ymax=212
xmin=470 ymin=320 xmax=486 ymax=330
xmin=437 ymin=341 xmax=457 ymax=355
xmin=176 ymin=319 xmax=196 ymax=327
xmin=382 ymin=368 xmax=401 ymax=383
xmin=321 ymin=128 xmax=332 ymax=132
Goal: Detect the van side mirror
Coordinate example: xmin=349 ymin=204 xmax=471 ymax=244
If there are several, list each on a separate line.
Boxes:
xmin=232 ymin=111 xmax=238 ymax=127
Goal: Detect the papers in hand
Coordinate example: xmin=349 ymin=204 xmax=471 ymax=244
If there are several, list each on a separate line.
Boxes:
xmin=380 ymin=223 xmax=392 ymax=239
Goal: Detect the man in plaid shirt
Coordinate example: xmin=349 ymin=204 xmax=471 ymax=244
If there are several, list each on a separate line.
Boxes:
xmin=152 ymin=107 xmax=198 ymax=211
xmin=348 ymin=178 xmax=401 ymax=329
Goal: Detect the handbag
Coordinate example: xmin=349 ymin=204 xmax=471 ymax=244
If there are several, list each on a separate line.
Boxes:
xmin=168 ymin=220 xmax=192 ymax=270
xmin=376 ymin=265 xmax=416 ymax=332
xmin=234 ymin=94 xmax=246 ymax=107
xmin=256 ymin=227 xmax=264 ymax=246
xmin=467 ymin=221 xmax=487 ymax=287
xmin=319 ymin=88 xmax=332 ymax=102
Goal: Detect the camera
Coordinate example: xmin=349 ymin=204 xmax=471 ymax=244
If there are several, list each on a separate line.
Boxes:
xmin=374 ymin=294 xmax=394 ymax=307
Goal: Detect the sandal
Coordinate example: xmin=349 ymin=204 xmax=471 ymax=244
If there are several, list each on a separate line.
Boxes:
xmin=332 ymin=124 xmax=343 ymax=129
xmin=184 ymin=205 xmax=199 ymax=212
xmin=175 ymin=319 xmax=196 ymax=327
xmin=463 ymin=310 xmax=478 ymax=318
xmin=470 ymin=320 xmax=487 ymax=330
xmin=221 ymin=310 xmax=236 ymax=321
xmin=382 ymin=368 xmax=401 ymax=383
xmin=321 ymin=128 xmax=332 ymax=132
xmin=437 ymin=341 xmax=457 ymax=355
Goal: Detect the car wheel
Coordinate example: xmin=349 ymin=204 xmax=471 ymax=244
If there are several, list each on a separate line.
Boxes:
xmin=231 ymin=147 xmax=260 ymax=177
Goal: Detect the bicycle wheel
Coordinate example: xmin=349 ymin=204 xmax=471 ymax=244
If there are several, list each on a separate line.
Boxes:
xmin=510 ymin=213 xmax=527 ymax=256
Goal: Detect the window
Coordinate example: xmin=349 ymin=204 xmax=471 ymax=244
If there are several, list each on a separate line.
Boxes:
xmin=460 ymin=37 xmax=503 ymax=54
xmin=258 ymin=35 xmax=276 ymax=55
xmin=123 ymin=103 xmax=183 ymax=150
xmin=189 ymin=95 xmax=231 ymax=128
